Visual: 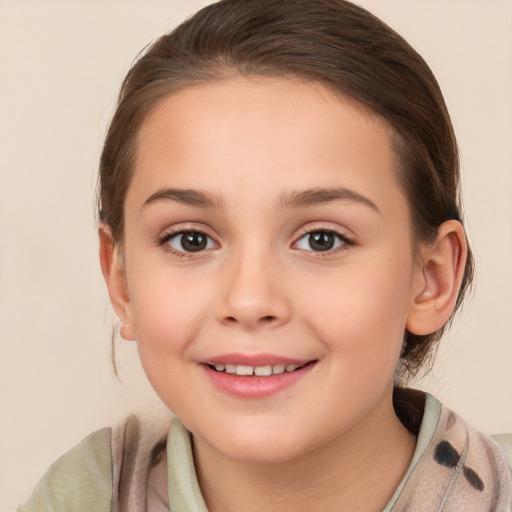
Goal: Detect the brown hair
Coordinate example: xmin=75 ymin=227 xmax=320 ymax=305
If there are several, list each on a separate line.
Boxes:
xmin=98 ymin=0 xmax=474 ymax=379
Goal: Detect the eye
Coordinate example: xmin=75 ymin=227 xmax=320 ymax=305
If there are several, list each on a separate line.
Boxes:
xmin=295 ymin=230 xmax=349 ymax=252
xmin=162 ymin=231 xmax=216 ymax=253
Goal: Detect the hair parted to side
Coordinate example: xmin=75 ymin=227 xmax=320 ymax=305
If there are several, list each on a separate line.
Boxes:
xmin=98 ymin=0 xmax=474 ymax=380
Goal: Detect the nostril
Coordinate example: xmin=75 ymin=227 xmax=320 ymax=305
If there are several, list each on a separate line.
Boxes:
xmin=224 ymin=315 xmax=277 ymax=325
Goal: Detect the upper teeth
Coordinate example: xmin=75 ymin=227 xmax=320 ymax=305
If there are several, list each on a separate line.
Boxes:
xmin=213 ymin=363 xmax=302 ymax=376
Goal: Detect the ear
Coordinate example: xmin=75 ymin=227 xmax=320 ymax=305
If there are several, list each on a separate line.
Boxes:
xmin=98 ymin=224 xmax=135 ymax=341
xmin=406 ymin=220 xmax=468 ymax=336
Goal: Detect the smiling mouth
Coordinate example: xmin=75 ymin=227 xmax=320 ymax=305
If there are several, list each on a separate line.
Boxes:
xmin=206 ymin=361 xmax=315 ymax=377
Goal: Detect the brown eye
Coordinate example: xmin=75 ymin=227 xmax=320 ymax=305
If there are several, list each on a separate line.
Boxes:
xmin=167 ymin=231 xmax=215 ymax=253
xmin=309 ymin=232 xmax=335 ymax=251
xmin=295 ymin=230 xmax=348 ymax=252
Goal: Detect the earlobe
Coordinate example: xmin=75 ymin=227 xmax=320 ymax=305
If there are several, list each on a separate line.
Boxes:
xmin=98 ymin=225 xmax=136 ymax=341
xmin=406 ymin=220 xmax=467 ymax=336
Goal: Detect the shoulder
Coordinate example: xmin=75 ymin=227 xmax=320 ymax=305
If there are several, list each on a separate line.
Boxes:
xmin=388 ymin=391 xmax=512 ymax=511
xmin=19 ymin=428 xmax=112 ymax=512
xmin=493 ymin=433 xmax=512 ymax=476
xmin=19 ymin=415 xmax=173 ymax=512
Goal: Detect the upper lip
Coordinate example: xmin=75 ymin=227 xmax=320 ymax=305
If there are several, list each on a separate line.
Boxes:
xmin=203 ymin=353 xmax=314 ymax=367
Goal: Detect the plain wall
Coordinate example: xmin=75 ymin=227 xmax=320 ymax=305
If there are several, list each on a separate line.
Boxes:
xmin=1 ymin=1 xmax=511 ymax=509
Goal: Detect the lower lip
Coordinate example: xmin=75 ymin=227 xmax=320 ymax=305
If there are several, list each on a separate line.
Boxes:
xmin=201 ymin=363 xmax=316 ymax=399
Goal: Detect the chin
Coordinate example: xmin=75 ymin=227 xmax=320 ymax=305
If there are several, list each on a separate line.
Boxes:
xmin=194 ymin=417 xmax=318 ymax=465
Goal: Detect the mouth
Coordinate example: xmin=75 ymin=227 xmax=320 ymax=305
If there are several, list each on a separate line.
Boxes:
xmin=206 ymin=361 xmax=315 ymax=377
xmin=201 ymin=356 xmax=317 ymax=398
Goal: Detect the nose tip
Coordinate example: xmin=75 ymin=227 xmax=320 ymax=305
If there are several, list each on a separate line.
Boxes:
xmin=216 ymin=257 xmax=291 ymax=330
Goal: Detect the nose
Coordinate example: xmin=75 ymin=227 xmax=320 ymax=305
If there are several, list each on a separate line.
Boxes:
xmin=215 ymin=248 xmax=291 ymax=330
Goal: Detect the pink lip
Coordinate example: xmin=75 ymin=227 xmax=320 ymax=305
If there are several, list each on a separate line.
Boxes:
xmin=200 ymin=353 xmax=317 ymax=399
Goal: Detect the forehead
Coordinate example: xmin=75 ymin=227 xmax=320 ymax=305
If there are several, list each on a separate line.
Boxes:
xmin=129 ymin=76 xmax=404 ymax=216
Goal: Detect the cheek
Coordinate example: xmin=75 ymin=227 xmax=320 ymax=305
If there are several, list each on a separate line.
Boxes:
xmin=296 ymin=253 xmax=415 ymax=362
xmin=126 ymin=269 xmax=215 ymax=408
xmin=127 ymin=264 xmax=215 ymax=353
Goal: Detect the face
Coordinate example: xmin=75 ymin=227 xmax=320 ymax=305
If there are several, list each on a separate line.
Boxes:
xmin=118 ymin=76 xmax=424 ymax=463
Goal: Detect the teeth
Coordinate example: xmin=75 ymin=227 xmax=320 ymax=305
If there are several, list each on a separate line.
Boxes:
xmin=272 ymin=364 xmax=286 ymax=374
xmin=235 ymin=365 xmax=254 ymax=376
xmin=254 ymin=365 xmax=272 ymax=376
xmin=211 ymin=362 xmax=305 ymax=376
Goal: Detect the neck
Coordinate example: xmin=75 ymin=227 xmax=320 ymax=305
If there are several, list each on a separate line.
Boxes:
xmin=193 ymin=394 xmax=416 ymax=512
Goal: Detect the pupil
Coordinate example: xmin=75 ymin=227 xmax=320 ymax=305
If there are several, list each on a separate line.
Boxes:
xmin=309 ymin=232 xmax=334 ymax=251
xmin=181 ymin=232 xmax=207 ymax=252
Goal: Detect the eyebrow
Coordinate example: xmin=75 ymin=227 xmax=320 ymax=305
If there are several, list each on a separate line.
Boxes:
xmin=143 ymin=188 xmax=223 ymax=209
xmin=279 ymin=187 xmax=380 ymax=212
xmin=142 ymin=186 xmax=379 ymax=213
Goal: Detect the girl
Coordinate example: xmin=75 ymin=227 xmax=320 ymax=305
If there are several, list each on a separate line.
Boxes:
xmin=18 ymin=0 xmax=512 ymax=510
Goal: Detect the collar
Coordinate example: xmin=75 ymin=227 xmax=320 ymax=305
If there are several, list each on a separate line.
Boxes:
xmin=166 ymin=392 xmax=511 ymax=511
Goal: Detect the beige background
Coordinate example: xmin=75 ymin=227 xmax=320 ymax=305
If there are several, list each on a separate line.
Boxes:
xmin=1 ymin=0 xmax=511 ymax=509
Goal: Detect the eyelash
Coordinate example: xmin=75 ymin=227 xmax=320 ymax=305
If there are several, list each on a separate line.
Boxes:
xmin=293 ymin=228 xmax=354 ymax=255
xmin=158 ymin=229 xmax=217 ymax=258
xmin=157 ymin=226 xmax=354 ymax=258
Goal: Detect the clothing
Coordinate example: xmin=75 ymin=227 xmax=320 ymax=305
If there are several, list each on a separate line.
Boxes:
xmin=19 ymin=392 xmax=512 ymax=512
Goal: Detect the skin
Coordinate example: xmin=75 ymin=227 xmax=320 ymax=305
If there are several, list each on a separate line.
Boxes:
xmin=100 ymin=76 xmax=467 ymax=511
